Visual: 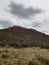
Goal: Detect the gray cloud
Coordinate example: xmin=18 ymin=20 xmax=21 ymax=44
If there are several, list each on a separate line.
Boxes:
xmin=0 ymin=20 xmax=12 ymax=28
xmin=32 ymin=22 xmax=40 ymax=28
xmin=8 ymin=2 xmax=43 ymax=19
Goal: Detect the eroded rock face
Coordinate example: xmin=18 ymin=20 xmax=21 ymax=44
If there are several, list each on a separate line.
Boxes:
xmin=8 ymin=26 xmax=45 ymax=36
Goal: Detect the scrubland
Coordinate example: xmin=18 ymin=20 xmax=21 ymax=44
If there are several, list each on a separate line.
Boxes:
xmin=0 ymin=47 xmax=49 ymax=65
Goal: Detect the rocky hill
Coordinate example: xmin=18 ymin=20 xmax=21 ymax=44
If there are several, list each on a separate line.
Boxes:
xmin=0 ymin=26 xmax=49 ymax=48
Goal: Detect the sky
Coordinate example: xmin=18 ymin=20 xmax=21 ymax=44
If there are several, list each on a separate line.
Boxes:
xmin=0 ymin=0 xmax=49 ymax=35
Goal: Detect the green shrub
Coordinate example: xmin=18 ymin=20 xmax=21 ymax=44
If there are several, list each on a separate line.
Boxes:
xmin=28 ymin=60 xmax=39 ymax=65
xmin=37 ymin=56 xmax=49 ymax=65
xmin=1 ymin=53 xmax=9 ymax=59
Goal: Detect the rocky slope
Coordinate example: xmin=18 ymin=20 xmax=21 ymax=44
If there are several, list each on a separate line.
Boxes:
xmin=0 ymin=26 xmax=49 ymax=48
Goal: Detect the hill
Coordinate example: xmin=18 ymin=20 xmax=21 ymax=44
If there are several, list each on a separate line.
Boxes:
xmin=0 ymin=26 xmax=49 ymax=48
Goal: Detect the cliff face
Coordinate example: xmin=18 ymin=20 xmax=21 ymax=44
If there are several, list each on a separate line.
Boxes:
xmin=0 ymin=26 xmax=49 ymax=48
xmin=8 ymin=26 xmax=45 ymax=36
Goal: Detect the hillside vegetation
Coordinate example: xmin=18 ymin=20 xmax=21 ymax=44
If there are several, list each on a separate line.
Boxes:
xmin=0 ymin=26 xmax=49 ymax=65
xmin=0 ymin=26 xmax=49 ymax=48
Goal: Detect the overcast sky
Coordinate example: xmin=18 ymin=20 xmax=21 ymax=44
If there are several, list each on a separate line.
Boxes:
xmin=0 ymin=0 xmax=49 ymax=35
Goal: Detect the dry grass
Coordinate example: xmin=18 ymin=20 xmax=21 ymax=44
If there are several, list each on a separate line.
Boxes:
xmin=0 ymin=47 xmax=49 ymax=65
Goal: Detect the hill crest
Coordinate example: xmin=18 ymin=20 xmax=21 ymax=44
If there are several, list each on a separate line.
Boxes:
xmin=2 ymin=26 xmax=47 ymax=36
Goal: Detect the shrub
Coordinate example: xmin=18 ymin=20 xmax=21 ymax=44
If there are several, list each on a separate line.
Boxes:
xmin=1 ymin=53 xmax=9 ymax=59
xmin=37 ymin=55 xmax=49 ymax=65
xmin=28 ymin=60 xmax=39 ymax=65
